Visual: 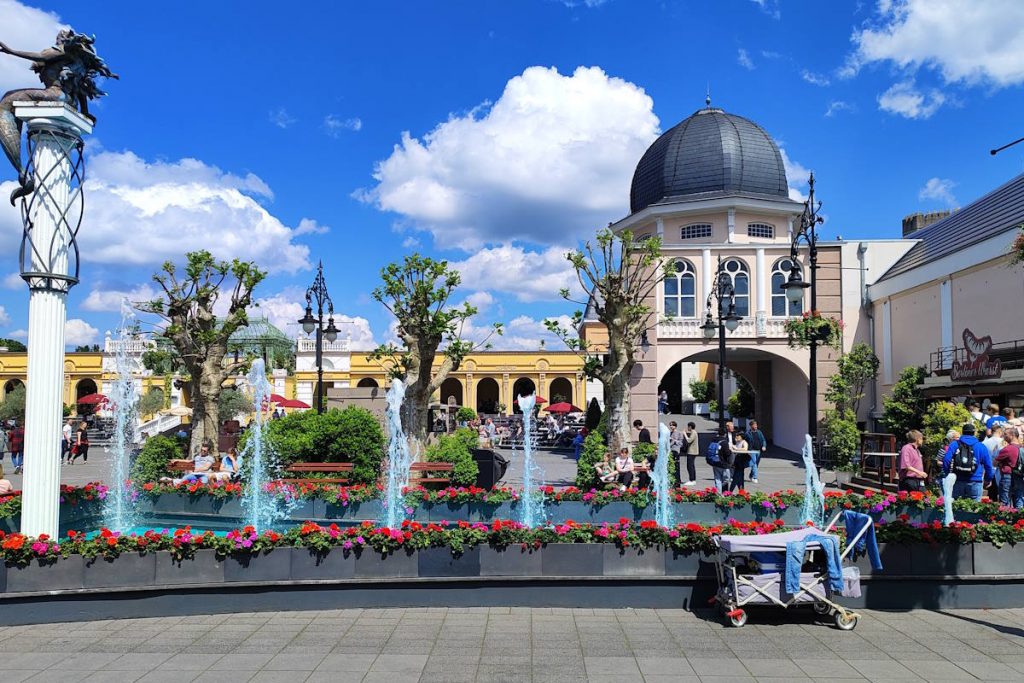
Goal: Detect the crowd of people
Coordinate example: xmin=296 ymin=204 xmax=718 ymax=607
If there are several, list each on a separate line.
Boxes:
xmin=0 ymin=417 xmax=93 ymax=476
xmin=904 ymin=401 xmax=1024 ymax=504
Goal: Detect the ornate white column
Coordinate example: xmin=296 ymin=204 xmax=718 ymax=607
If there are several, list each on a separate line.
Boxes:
xmin=15 ymin=103 xmax=92 ymax=539
xmin=701 ymin=248 xmax=713 ymax=306
xmin=755 ymin=247 xmax=768 ymax=337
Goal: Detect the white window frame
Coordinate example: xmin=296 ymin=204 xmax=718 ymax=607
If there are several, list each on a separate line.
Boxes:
xmin=662 ymin=259 xmax=697 ymax=319
xmin=747 ymin=222 xmax=775 ymax=239
xmin=720 ymin=258 xmax=750 ymax=318
xmin=770 ymin=257 xmax=803 ymax=317
xmin=680 ymin=223 xmax=713 ymax=240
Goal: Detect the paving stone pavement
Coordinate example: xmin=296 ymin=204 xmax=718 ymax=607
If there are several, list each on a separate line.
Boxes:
xmin=1 ymin=606 xmax=1023 ymax=682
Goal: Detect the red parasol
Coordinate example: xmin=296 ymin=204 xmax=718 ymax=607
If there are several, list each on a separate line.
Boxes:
xmin=77 ymin=393 xmax=108 ymax=405
xmin=278 ymin=398 xmax=310 ymax=409
xmin=269 ymin=394 xmax=289 ymax=404
xmin=546 ymin=402 xmax=581 ymax=414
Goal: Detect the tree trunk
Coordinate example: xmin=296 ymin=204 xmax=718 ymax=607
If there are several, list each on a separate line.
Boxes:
xmin=600 ymin=313 xmax=635 ymax=453
xmin=187 ymin=360 xmax=224 ymax=457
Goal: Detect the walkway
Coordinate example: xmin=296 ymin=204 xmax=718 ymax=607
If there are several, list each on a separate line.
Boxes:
xmin=1 ymin=607 xmax=1022 ymax=681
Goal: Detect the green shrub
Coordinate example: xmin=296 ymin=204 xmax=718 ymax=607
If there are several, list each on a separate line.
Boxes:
xmin=132 ymin=434 xmax=186 ymax=483
xmin=922 ymin=401 xmax=973 ymax=461
xmin=822 ymin=409 xmax=860 ymax=470
xmin=218 ymin=387 xmax=252 ymax=419
xmin=688 ymin=378 xmax=714 ymax=403
xmin=0 ymin=385 xmax=25 ymax=422
xmin=882 ymin=365 xmax=926 ymax=438
xmin=249 ymin=406 xmax=385 ymax=484
xmin=424 ymin=427 xmax=479 ymax=486
xmin=455 ymin=407 xmax=477 ymax=424
xmin=576 ymin=430 xmax=608 ymax=488
xmin=137 ymin=388 xmax=165 ymax=418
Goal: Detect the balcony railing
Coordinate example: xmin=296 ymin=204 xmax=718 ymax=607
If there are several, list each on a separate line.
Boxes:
xmin=297 ymin=338 xmax=351 ymax=353
xmin=104 ymin=338 xmax=156 ymax=354
xmin=657 ymin=313 xmax=789 ymax=340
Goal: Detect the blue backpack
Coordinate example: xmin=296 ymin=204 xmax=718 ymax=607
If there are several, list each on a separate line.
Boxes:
xmin=705 ymin=440 xmax=721 ymax=466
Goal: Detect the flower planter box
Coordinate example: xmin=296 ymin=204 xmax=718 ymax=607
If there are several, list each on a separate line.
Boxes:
xmin=973 ymin=543 xmax=1024 ymax=575
xmin=154 ymin=549 xmax=225 ymax=585
xmin=290 ymin=547 xmax=355 ymax=580
xmin=84 ymin=552 xmax=157 ymax=589
xmin=210 ymin=498 xmax=245 ymax=518
xmin=911 ymin=543 xmax=973 ymax=576
xmin=0 ymin=515 xmax=19 ymax=534
xmin=602 ymin=546 xmax=664 ymax=576
xmin=418 ymin=546 xmax=481 ymax=577
xmin=4 ymin=555 xmax=85 ymax=592
xmin=548 ymin=501 xmax=590 ymax=524
xmin=223 ymin=548 xmax=293 ymax=582
xmin=672 ymin=503 xmax=724 ymax=524
xmin=325 ymin=500 xmax=381 ymax=521
xmin=588 ymin=502 xmax=638 ymax=525
xmin=474 ymin=502 xmax=516 ymax=522
xmin=540 ymin=543 xmax=602 ymax=576
xmin=664 ymin=549 xmax=713 ymax=577
xmin=426 ymin=502 xmax=475 ymax=523
xmin=479 ymin=546 xmax=542 ymax=576
xmin=353 ymin=548 xmax=418 ymax=578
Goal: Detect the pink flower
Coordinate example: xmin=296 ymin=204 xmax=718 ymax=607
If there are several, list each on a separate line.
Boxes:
xmin=342 ymin=541 xmax=353 ymax=550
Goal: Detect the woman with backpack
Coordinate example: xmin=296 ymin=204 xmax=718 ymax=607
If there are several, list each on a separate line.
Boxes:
xmin=897 ymin=430 xmax=928 ymax=493
xmin=995 ymin=428 xmax=1024 ymax=508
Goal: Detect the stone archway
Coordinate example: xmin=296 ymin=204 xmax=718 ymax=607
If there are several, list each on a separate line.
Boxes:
xmin=3 ymin=378 xmax=24 ymax=399
xmin=357 ymin=377 xmax=379 ymax=388
xmin=549 ymin=377 xmax=573 ymax=405
xmin=511 ymin=377 xmax=536 ymax=413
xmin=476 ymin=377 xmax=500 ymax=414
xmin=656 ymin=346 xmax=809 ymax=453
xmin=439 ymin=377 xmax=463 ymax=407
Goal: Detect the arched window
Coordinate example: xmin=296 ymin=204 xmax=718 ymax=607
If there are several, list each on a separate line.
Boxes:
xmin=720 ymin=259 xmax=749 ymax=318
xmin=771 ymin=257 xmax=803 ymax=317
xmin=663 ymin=259 xmax=696 ymax=318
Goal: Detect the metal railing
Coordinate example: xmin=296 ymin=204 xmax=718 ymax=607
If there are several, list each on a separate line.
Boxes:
xmin=929 ymin=337 xmax=1024 ymax=375
xmin=297 ymin=338 xmax=351 ymax=352
xmin=657 ymin=316 xmax=789 ymax=339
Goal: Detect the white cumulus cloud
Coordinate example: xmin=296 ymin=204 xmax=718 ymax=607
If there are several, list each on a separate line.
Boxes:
xmin=779 ymin=148 xmax=811 ymax=203
xmin=359 ymin=66 xmax=660 ymax=249
xmin=801 ymin=70 xmax=830 ymax=87
xmin=0 ymin=150 xmax=313 ymax=274
xmin=3 ymin=272 xmax=21 ymax=290
xmin=81 ymin=283 xmax=159 ymax=312
xmin=252 ymin=288 xmax=378 ymax=350
xmin=877 ymin=81 xmax=945 ymax=119
xmin=268 ymin=107 xmax=297 ymax=129
xmin=450 ymin=244 xmax=580 ymax=302
xmin=0 ymin=305 xmax=9 ymax=327
xmin=737 ymin=49 xmax=755 ymax=70
xmin=324 ymin=115 xmax=362 ymax=136
xmin=851 ymin=0 xmax=1024 ymax=88
xmin=64 ymin=318 xmax=99 ymax=347
xmin=825 ymin=100 xmax=853 ymax=117
xmin=918 ymin=177 xmax=957 ymax=206
xmin=0 ymin=0 xmax=66 ymax=94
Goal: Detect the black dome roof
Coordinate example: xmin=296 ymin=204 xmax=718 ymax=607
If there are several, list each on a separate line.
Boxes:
xmin=629 ymin=107 xmax=789 ymax=213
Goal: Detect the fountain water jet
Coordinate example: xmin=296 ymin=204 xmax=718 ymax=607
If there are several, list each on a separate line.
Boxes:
xmin=380 ymin=378 xmax=413 ymax=529
xmin=102 ymin=298 xmax=140 ymax=532
xmin=652 ymin=423 xmax=674 ymax=528
xmin=241 ymin=358 xmax=278 ymax=532
xmin=799 ymin=434 xmax=826 ymax=528
xmin=515 ymin=394 xmax=546 ymax=528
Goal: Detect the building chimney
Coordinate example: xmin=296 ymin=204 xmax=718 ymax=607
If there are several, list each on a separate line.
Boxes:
xmin=902 ymin=209 xmax=955 ymax=237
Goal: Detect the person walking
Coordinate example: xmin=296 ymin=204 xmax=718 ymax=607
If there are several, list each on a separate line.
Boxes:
xmin=8 ymin=421 xmax=24 ymax=475
xmin=633 ymin=419 xmax=652 ymax=444
xmin=744 ymin=419 xmax=767 ymax=484
xmin=711 ymin=430 xmax=733 ymax=492
xmin=729 ymin=431 xmax=750 ymax=492
xmin=0 ymin=424 xmax=7 ymax=464
xmin=61 ymin=418 xmax=74 ymax=464
xmin=897 ymin=430 xmax=928 ymax=493
xmin=942 ymin=423 xmax=995 ymax=501
xmin=682 ymin=421 xmax=699 ymax=486
xmin=658 ymin=390 xmax=669 ymax=415
xmin=668 ymin=421 xmax=684 ymax=484
xmin=995 ymin=428 xmax=1024 ymax=508
xmin=71 ymin=420 xmax=90 ymax=464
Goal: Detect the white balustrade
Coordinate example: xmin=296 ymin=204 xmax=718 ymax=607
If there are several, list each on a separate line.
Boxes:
xmin=657 ymin=316 xmax=790 ymax=339
xmin=297 ymin=338 xmax=351 ymax=353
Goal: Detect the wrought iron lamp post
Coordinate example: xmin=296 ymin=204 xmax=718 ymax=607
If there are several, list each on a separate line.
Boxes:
xmin=297 ymin=261 xmax=339 ymax=415
xmin=782 ymin=172 xmax=824 ymax=454
xmin=700 ymin=257 xmax=742 ymax=436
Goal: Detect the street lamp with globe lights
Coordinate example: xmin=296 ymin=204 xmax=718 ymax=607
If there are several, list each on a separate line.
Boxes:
xmin=701 ymin=257 xmax=743 ymax=435
xmin=298 ymin=261 xmax=340 ymax=414
xmin=782 ymin=172 xmax=824 ymax=455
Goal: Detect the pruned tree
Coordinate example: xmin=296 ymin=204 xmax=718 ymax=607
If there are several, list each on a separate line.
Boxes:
xmin=138 ymin=251 xmax=265 ymax=455
xmin=545 ymin=228 xmax=666 ymax=452
xmin=369 ymin=254 xmax=502 ymax=446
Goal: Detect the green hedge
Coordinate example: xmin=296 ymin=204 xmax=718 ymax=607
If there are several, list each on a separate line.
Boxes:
xmin=424 ymin=427 xmax=479 ymax=486
xmin=248 ymin=406 xmax=385 ymax=484
xmin=132 ymin=434 xmax=187 ymax=483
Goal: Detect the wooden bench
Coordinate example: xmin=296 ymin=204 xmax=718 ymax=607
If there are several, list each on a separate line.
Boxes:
xmin=409 ymin=461 xmax=455 ymax=486
xmin=167 ymin=459 xmax=195 ymax=473
xmin=279 ymin=462 xmax=354 ymax=485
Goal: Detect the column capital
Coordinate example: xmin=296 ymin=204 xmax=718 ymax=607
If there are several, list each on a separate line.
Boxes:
xmin=14 ymin=101 xmax=94 ymax=136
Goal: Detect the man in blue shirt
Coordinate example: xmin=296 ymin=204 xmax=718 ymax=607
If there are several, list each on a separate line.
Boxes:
xmin=985 ymin=404 xmax=1007 ymax=433
xmin=744 ymin=420 xmax=767 ymax=484
xmin=942 ymin=423 xmax=996 ymax=501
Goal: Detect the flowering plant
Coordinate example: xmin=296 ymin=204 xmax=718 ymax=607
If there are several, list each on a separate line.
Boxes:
xmin=784 ymin=310 xmax=843 ymax=350
xmin=1010 ymin=225 xmax=1024 ymax=267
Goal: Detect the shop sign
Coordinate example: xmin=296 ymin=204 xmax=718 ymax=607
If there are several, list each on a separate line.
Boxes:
xmin=951 ymin=328 xmax=1002 ymax=382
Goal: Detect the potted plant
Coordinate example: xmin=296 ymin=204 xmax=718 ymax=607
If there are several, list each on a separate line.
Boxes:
xmin=784 ymin=311 xmax=844 ymax=350
xmin=688 ymin=378 xmax=714 ymax=415
xmin=1010 ymin=224 xmax=1024 ymax=267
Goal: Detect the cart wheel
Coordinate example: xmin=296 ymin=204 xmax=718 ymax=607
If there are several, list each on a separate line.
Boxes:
xmin=834 ymin=612 xmax=858 ymax=631
xmin=813 ymin=602 xmax=831 ymax=615
xmin=728 ymin=609 xmax=748 ymax=628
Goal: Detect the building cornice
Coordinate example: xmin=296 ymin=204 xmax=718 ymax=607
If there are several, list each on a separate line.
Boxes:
xmin=611 ymin=195 xmax=804 ymax=233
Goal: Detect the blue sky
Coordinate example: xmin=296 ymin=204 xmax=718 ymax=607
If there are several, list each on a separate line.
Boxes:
xmin=2 ymin=0 xmax=1023 ymax=350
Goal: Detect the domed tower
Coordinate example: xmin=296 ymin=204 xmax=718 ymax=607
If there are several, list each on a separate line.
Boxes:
xmin=629 ymin=106 xmax=790 ymax=213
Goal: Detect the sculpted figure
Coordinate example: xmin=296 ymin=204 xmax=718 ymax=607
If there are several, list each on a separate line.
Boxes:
xmin=0 ymin=30 xmax=116 ymax=202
